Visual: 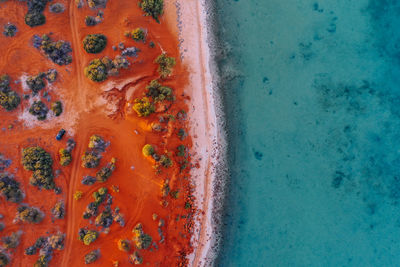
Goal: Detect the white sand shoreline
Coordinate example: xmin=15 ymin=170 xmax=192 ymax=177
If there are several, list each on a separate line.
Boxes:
xmin=171 ymin=0 xmax=228 ymax=266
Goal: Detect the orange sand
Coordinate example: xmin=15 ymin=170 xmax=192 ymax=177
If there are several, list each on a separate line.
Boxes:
xmin=0 ymin=0 xmax=198 ymax=266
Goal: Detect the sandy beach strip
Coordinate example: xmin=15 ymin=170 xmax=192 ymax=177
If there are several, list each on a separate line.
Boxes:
xmin=168 ymin=0 xmax=228 ymax=266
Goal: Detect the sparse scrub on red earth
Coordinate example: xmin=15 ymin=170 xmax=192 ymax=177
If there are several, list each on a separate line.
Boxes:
xmin=29 ymin=100 xmax=49 ymax=121
xmin=15 ymin=205 xmax=44 ymax=224
xmin=51 ymin=101 xmax=63 ymax=116
xmin=133 ymin=97 xmax=155 ymax=117
xmin=84 ymin=56 xmax=130 ymax=82
xmin=81 ymin=151 xmax=101 ymax=168
xmin=83 ymin=34 xmax=107 ymax=54
xmin=84 ymin=249 xmax=100 ymax=264
xmin=0 ymin=74 xmax=20 ymax=111
xmin=33 ymin=34 xmax=72 ymax=65
xmin=125 ymin=28 xmax=146 ymax=42
xmin=0 ymin=173 xmax=24 ymax=203
xmin=78 ymin=228 xmax=99 ymax=245
xmin=3 ymin=23 xmax=17 ymax=37
xmin=145 ymin=79 xmax=174 ymax=102
xmin=2 ymin=231 xmax=22 ymax=249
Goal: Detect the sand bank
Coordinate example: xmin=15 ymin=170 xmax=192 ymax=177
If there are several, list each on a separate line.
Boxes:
xmin=170 ymin=0 xmax=228 ymax=265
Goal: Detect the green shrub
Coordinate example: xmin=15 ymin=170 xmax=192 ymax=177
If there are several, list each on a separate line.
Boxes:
xmin=125 ymin=28 xmax=146 ymax=42
xmin=96 ymin=163 xmax=115 ymax=182
xmin=138 ymin=0 xmax=164 ymax=23
xmin=0 ymin=252 xmax=9 ymax=266
xmin=94 ymin=208 xmax=113 ymax=227
xmin=0 ymin=173 xmax=24 ymax=203
xmin=84 ymin=249 xmax=100 ymax=264
xmin=142 ymin=144 xmax=155 ymax=157
xmin=51 ymin=200 xmax=65 ymax=219
xmin=88 ymin=135 xmax=105 ymax=150
xmin=0 ymin=90 xmax=20 ymax=111
xmin=3 ymin=231 xmax=21 ymax=249
xmin=84 ymin=59 xmax=107 ymax=82
xmin=34 ymin=34 xmax=72 ymax=65
xmin=117 ymin=239 xmax=130 ymax=252
xmin=133 ymin=97 xmax=155 ymax=117
xmin=0 ymin=74 xmax=10 ymax=92
xmin=21 ymin=146 xmax=55 ymax=190
xmin=92 ymin=187 xmax=107 ymax=204
xmin=159 ymin=154 xmax=172 ymax=168
xmin=51 ymin=101 xmax=63 ymax=116
xmin=29 ymin=101 xmax=48 ymax=120
xmin=16 ymin=205 xmax=44 ymax=223
xmin=78 ymin=229 xmax=99 ymax=245
xmin=25 ymin=12 xmax=45 ymax=27
xmin=59 ymin=148 xmax=71 ymax=166
xmin=83 ymin=34 xmax=107 ymax=53
xmin=132 ymin=223 xmax=152 ymax=249
xmin=45 ymin=69 xmax=58 ymax=83
xmin=81 ymin=151 xmax=101 ymax=168
xmin=145 ymin=79 xmax=174 ymax=102
xmin=154 ymin=53 xmax=176 ymax=78
xmin=129 ymin=251 xmax=143 ymax=265
xmin=26 ymin=73 xmax=45 ymax=94
xmin=34 ymin=255 xmax=49 ymax=267
xmin=3 ymin=23 xmax=17 ymax=37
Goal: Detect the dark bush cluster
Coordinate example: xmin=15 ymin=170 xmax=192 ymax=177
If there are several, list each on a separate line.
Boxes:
xmin=51 ymin=200 xmax=65 ymax=219
xmin=94 ymin=206 xmax=113 ymax=228
xmin=26 ymin=73 xmax=46 ymax=94
xmin=3 ymin=231 xmax=21 ymax=249
xmin=49 ymin=3 xmax=65 ymax=13
xmin=29 ymin=100 xmax=48 ymax=121
xmin=25 ymin=233 xmax=65 ymax=266
xmin=121 ymin=47 xmax=139 ymax=58
xmin=0 ymin=74 xmax=20 ymax=111
xmin=145 ymin=79 xmax=174 ymax=102
xmin=0 ymin=153 xmax=11 ymax=171
xmin=138 ymin=0 xmax=164 ymax=23
xmin=129 ymin=251 xmax=143 ymax=265
xmin=84 ymin=249 xmax=100 ymax=264
xmin=88 ymin=135 xmax=107 ymax=151
xmin=84 ymin=56 xmax=129 ymax=82
xmin=33 ymin=34 xmax=72 ymax=65
xmin=132 ymin=223 xmax=152 ymax=249
xmin=83 ymin=34 xmax=107 ymax=54
xmin=25 ymin=0 xmax=48 ymax=27
xmin=3 ymin=23 xmax=17 ymax=37
xmin=117 ymin=239 xmax=130 ymax=252
xmin=15 ymin=205 xmax=44 ymax=224
xmin=96 ymin=159 xmax=116 ymax=182
xmin=81 ymin=175 xmax=97 ymax=185
xmin=0 ymin=251 xmax=9 ymax=266
xmin=83 ymin=187 xmax=107 ymax=219
xmin=87 ymin=0 xmax=107 ymax=9
xmin=21 ymin=146 xmax=55 ymax=190
xmin=0 ymin=173 xmax=24 ymax=203
xmin=45 ymin=69 xmax=58 ymax=83
xmin=155 ymin=53 xmax=176 ymax=78
xmin=51 ymin=101 xmax=63 ymax=116
xmin=78 ymin=228 xmax=99 ymax=245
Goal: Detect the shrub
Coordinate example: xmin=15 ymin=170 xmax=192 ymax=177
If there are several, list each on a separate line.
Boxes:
xmin=133 ymin=97 xmax=155 ymax=117
xmin=3 ymin=231 xmax=21 ymax=249
xmin=84 ymin=59 xmax=107 ymax=82
xmin=87 ymin=0 xmax=107 ymax=9
xmin=85 ymin=16 xmax=99 ymax=26
xmin=16 ymin=205 xmax=44 ymax=223
xmin=142 ymin=144 xmax=154 ymax=157
xmin=51 ymin=200 xmax=65 ymax=219
xmin=22 ymin=146 xmax=55 ymax=190
xmin=45 ymin=69 xmax=58 ymax=83
xmin=26 ymin=73 xmax=45 ymax=94
xmin=83 ymin=34 xmax=107 ymax=54
xmin=34 ymin=255 xmax=49 ymax=267
xmin=0 ymin=252 xmax=9 ymax=266
xmin=82 ymin=175 xmax=97 ymax=185
xmin=117 ymin=239 xmax=130 ymax=252
xmin=155 ymin=53 xmax=176 ymax=78
xmin=96 ymin=161 xmax=115 ymax=182
xmin=29 ymin=101 xmax=49 ymax=120
xmin=84 ymin=249 xmax=100 ymax=264
xmin=92 ymin=187 xmax=107 ymax=204
xmin=74 ymin=191 xmax=83 ymax=200
xmin=139 ymin=0 xmax=164 ymax=23
xmin=49 ymin=3 xmax=65 ymax=13
xmin=0 ymin=74 xmax=10 ymax=92
xmin=145 ymin=79 xmax=174 ymax=102
xmin=78 ymin=229 xmax=99 ymax=245
xmin=125 ymin=28 xmax=146 ymax=42
xmin=3 ymin=23 xmax=17 ymax=37
xmin=0 ymin=173 xmax=24 ymax=203
xmin=88 ymin=135 xmax=106 ymax=150
xmin=59 ymin=148 xmax=71 ymax=166
xmin=0 ymin=223 xmax=4 ymax=231
xmin=94 ymin=208 xmax=113 ymax=227
xmin=25 ymin=12 xmax=46 ymax=27
xmin=132 ymin=223 xmax=152 ymax=249
xmin=159 ymin=154 xmax=172 ymax=168
xmin=0 ymin=90 xmax=20 ymax=111
xmin=33 ymin=34 xmax=72 ymax=65
xmin=51 ymin=101 xmax=63 ymax=116
xmin=129 ymin=251 xmax=143 ymax=265
xmin=121 ymin=47 xmax=139 ymax=58
xmin=81 ymin=151 xmax=101 ymax=168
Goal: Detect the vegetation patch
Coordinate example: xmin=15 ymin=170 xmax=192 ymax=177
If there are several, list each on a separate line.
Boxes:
xmin=125 ymin=28 xmax=146 ymax=42
xmin=142 ymin=144 xmax=155 ymax=157
xmin=85 ymin=249 xmax=100 ymax=264
xmin=0 ymin=74 xmax=20 ymax=111
xmin=81 ymin=151 xmax=101 ymax=168
xmin=117 ymin=239 xmax=130 ymax=252
xmin=129 ymin=251 xmax=143 ymax=265
xmin=0 ymin=251 xmax=9 ymax=266
xmin=33 ymin=34 xmax=72 ymax=65
xmin=59 ymin=148 xmax=71 ymax=166
xmin=3 ymin=23 xmax=17 ymax=37
xmin=83 ymin=34 xmax=107 ymax=54
xmin=0 ymin=173 xmax=24 ymax=203
xmin=84 ymin=56 xmax=129 ymax=82
xmin=51 ymin=101 xmax=63 ymax=116
xmin=132 ymin=223 xmax=152 ymax=249
xmin=29 ymin=100 xmax=49 ymax=121
xmin=21 ymin=146 xmax=55 ymax=190
xmin=26 ymin=73 xmax=46 ymax=94
xmin=24 ymin=0 xmax=48 ymax=27
xmin=139 ymin=0 xmax=164 ymax=23
xmin=15 ymin=205 xmax=44 ymax=224
xmin=49 ymin=3 xmax=65 ymax=13
xmin=155 ymin=53 xmax=176 ymax=78
xmin=51 ymin=200 xmax=65 ymax=219
xmin=2 ymin=231 xmax=22 ymax=249
xmin=96 ymin=158 xmax=116 ymax=182
xmin=78 ymin=228 xmax=99 ymax=245
xmin=25 ymin=233 xmax=65 ymax=266
xmin=133 ymin=97 xmax=155 ymax=117
xmin=145 ymin=79 xmax=174 ymax=102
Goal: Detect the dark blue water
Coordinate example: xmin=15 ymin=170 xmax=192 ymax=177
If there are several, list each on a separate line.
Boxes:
xmin=216 ymin=0 xmax=400 ymax=266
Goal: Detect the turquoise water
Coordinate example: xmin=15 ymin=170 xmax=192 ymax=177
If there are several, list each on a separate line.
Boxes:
xmin=216 ymin=0 xmax=400 ymax=266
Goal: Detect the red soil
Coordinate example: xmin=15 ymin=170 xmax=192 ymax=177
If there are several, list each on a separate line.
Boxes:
xmin=0 ymin=1 xmax=195 ymax=266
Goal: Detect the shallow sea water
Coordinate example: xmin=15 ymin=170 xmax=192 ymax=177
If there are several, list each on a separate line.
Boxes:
xmin=215 ymin=0 xmax=400 ymax=266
